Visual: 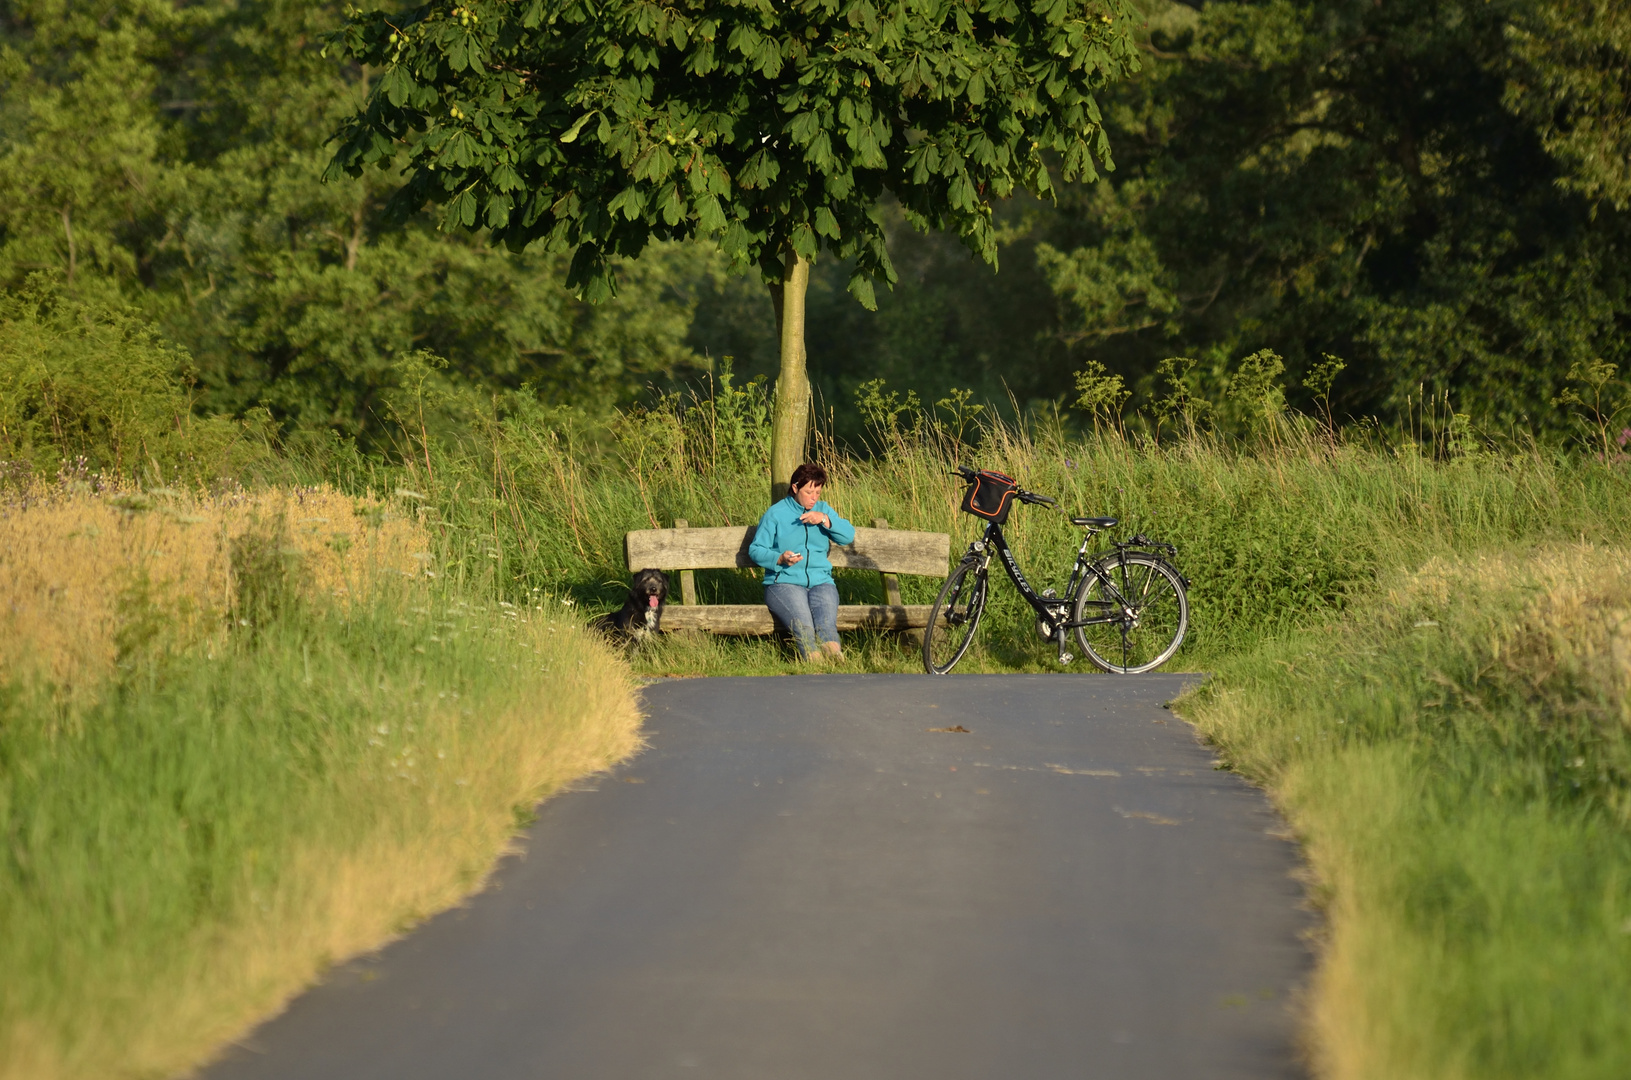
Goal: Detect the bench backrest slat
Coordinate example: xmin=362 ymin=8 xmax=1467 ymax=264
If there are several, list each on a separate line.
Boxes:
xmin=625 ymin=525 xmax=948 ymax=577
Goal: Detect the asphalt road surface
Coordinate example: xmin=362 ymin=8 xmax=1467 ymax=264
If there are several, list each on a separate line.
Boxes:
xmin=206 ymin=674 xmax=1312 ymax=1080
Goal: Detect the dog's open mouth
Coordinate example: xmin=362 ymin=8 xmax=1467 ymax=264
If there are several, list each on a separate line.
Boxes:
xmin=647 ymin=595 xmax=660 ymax=608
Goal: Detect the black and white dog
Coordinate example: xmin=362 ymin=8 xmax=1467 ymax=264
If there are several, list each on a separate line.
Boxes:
xmin=593 ymin=567 xmax=670 ymax=640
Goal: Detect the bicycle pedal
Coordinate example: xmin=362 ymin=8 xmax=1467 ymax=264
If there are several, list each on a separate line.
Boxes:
xmin=1058 ymin=652 xmax=1074 ymax=666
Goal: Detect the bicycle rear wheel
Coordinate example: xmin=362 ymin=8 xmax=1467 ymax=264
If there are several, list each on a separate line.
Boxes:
xmin=922 ymin=559 xmax=987 ymax=674
xmin=1071 ymin=552 xmax=1188 ymax=674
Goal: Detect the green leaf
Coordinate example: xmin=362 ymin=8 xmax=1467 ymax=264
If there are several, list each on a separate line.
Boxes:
xmin=608 ymin=186 xmax=647 ymax=220
xmin=381 ymin=65 xmax=414 ymax=108
xmin=485 ymin=192 xmax=512 ymax=228
xmin=815 ymin=206 xmax=841 ymax=239
xmin=738 ymin=149 xmax=780 ymax=189
xmin=790 ymin=111 xmax=821 ymax=146
xmin=659 ymin=184 xmax=685 ymax=226
xmin=696 ymin=194 xmax=727 ymax=233
xmin=559 ymin=112 xmax=597 ymax=144
xmin=791 ymin=223 xmax=818 ymax=259
xmin=491 ymin=164 xmax=523 ymax=192
xmin=847 ymin=274 xmax=877 ymax=310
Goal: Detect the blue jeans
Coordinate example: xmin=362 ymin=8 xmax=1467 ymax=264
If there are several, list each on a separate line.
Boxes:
xmin=764 ymin=582 xmax=840 ymax=659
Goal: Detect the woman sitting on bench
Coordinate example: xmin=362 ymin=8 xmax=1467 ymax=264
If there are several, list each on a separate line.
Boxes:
xmin=749 ymin=463 xmax=856 ymax=660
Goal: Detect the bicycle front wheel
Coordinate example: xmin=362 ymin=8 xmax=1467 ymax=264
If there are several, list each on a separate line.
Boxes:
xmin=923 ymin=559 xmax=987 ymax=674
xmin=1071 ymin=552 xmax=1188 ymax=674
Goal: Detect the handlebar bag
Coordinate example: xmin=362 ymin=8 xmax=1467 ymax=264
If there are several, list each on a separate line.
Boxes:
xmin=960 ymin=470 xmax=1018 ymax=525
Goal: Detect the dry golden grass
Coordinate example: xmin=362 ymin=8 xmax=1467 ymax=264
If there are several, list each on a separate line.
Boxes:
xmin=168 ymin=610 xmax=642 ymax=1080
xmin=0 ymin=483 xmax=430 ymax=698
xmin=0 ymin=484 xmax=644 ymax=1080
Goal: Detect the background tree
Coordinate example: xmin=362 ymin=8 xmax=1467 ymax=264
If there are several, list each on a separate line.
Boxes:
xmin=325 ymin=0 xmax=1142 ymax=494
xmin=1026 ymin=0 xmax=1631 ymax=431
xmin=0 ymin=0 xmax=705 ymax=447
xmin=1504 ymin=0 xmax=1631 ymax=212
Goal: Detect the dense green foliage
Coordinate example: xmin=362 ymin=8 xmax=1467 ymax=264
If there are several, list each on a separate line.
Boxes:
xmin=1039 ymin=0 xmax=1631 ymax=429
xmin=689 ymin=0 xmax=1631 ymax=438
xmin=5 ymin=0 xmax=1626 ymax=446
xmin=782 ymin=0 xmax=1631 ymax=432
xmin=0 ymin=0 xmax=704 ymax=445
xmin=326 ymin=0 xmax=1139 ymax=305
xmin=0 ymin=285 xmax=292 ymax=479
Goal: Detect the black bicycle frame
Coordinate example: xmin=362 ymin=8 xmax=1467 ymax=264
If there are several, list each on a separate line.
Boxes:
xmin=974 ymin=519 xmax=1125 ymax=631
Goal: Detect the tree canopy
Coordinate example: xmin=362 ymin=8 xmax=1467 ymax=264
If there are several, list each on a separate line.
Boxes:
xmin=1 ymin=0 xmax=1626 ymax=450
xmin=326 ymin=0 xmax=1142 ymax=307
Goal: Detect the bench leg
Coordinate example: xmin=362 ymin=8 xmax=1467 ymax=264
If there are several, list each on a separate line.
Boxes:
xmin=673 ymin=519 xmax=698 ymax=606
xmin=874 ymin=518 xmax=923 ymax=648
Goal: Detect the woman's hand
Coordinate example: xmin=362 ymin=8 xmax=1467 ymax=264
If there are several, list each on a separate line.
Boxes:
xmin=778 ymin=551 xmax=804 ymax=566
xmin=798 ymin=510 xmax=831 ymax=528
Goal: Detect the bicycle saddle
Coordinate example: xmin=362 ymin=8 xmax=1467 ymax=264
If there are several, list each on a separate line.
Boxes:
xmin=1071 ymin=516 xmax=1118 ymax=528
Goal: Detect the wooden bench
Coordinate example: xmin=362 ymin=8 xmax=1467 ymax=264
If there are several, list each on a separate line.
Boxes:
xmin=624 ymin=518 xmax=950 ymax=635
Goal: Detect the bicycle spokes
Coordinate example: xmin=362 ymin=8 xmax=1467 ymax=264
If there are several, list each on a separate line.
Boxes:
xmin=1072 ymin=552 xmax=1189 ymax=674
xmin=923 ymin=560 xmax=987 ymax=674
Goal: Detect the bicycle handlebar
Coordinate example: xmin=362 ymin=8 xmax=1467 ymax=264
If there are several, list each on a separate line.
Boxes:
xmin=952 ymin=466 xmax=1059 ymax=509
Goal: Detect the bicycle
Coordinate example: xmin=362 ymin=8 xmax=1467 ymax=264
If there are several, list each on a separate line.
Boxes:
xmin=923 ymin=466 xmax=1190 ymax=675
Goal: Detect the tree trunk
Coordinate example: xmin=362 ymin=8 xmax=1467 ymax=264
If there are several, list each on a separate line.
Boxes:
xmin=768 ymin=248 xmax=812 ymax=502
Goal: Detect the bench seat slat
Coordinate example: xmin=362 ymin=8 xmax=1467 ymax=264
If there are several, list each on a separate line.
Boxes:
xmin=626 ymin=526 xmax=949 ymax=578
xmin=661 ymin=604 xmax=934 ymax=635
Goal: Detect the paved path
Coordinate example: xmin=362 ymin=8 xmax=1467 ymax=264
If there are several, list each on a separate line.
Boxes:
xmin=207 ymin=674 xmax=1312 ymax=1080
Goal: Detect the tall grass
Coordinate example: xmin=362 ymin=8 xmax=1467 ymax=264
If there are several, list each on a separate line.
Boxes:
xmin=0 ymin=482 xmax=426 ymax=698
xmin=1181 ymin=546 xmax=1631 ymax=1079
xmin=0 ymin=484 xmax=642 ymax=1080
xmin=393 ymin=382 xmax=1631 ymax=672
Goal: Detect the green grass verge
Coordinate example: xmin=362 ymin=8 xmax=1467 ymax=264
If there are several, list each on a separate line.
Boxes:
xmin=410 ymin=405 xmax=1631 ymax=675
xmin=0 ymin=589 xmax=641 ymax=1080
xmin=1180 ymin=546 xmax=1631 ymax=1079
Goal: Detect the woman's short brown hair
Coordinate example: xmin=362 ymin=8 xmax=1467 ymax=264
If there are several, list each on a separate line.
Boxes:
xmin=788 ymin=463 xmax=827 ymax=491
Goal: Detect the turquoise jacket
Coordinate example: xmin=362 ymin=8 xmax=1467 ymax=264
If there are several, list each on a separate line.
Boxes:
xmin=749 ymin=496 xmax=856 ymax=587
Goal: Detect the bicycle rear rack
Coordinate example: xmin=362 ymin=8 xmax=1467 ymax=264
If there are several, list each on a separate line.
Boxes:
xmin=1114 ymin=533 xmax=1190 ymax=588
